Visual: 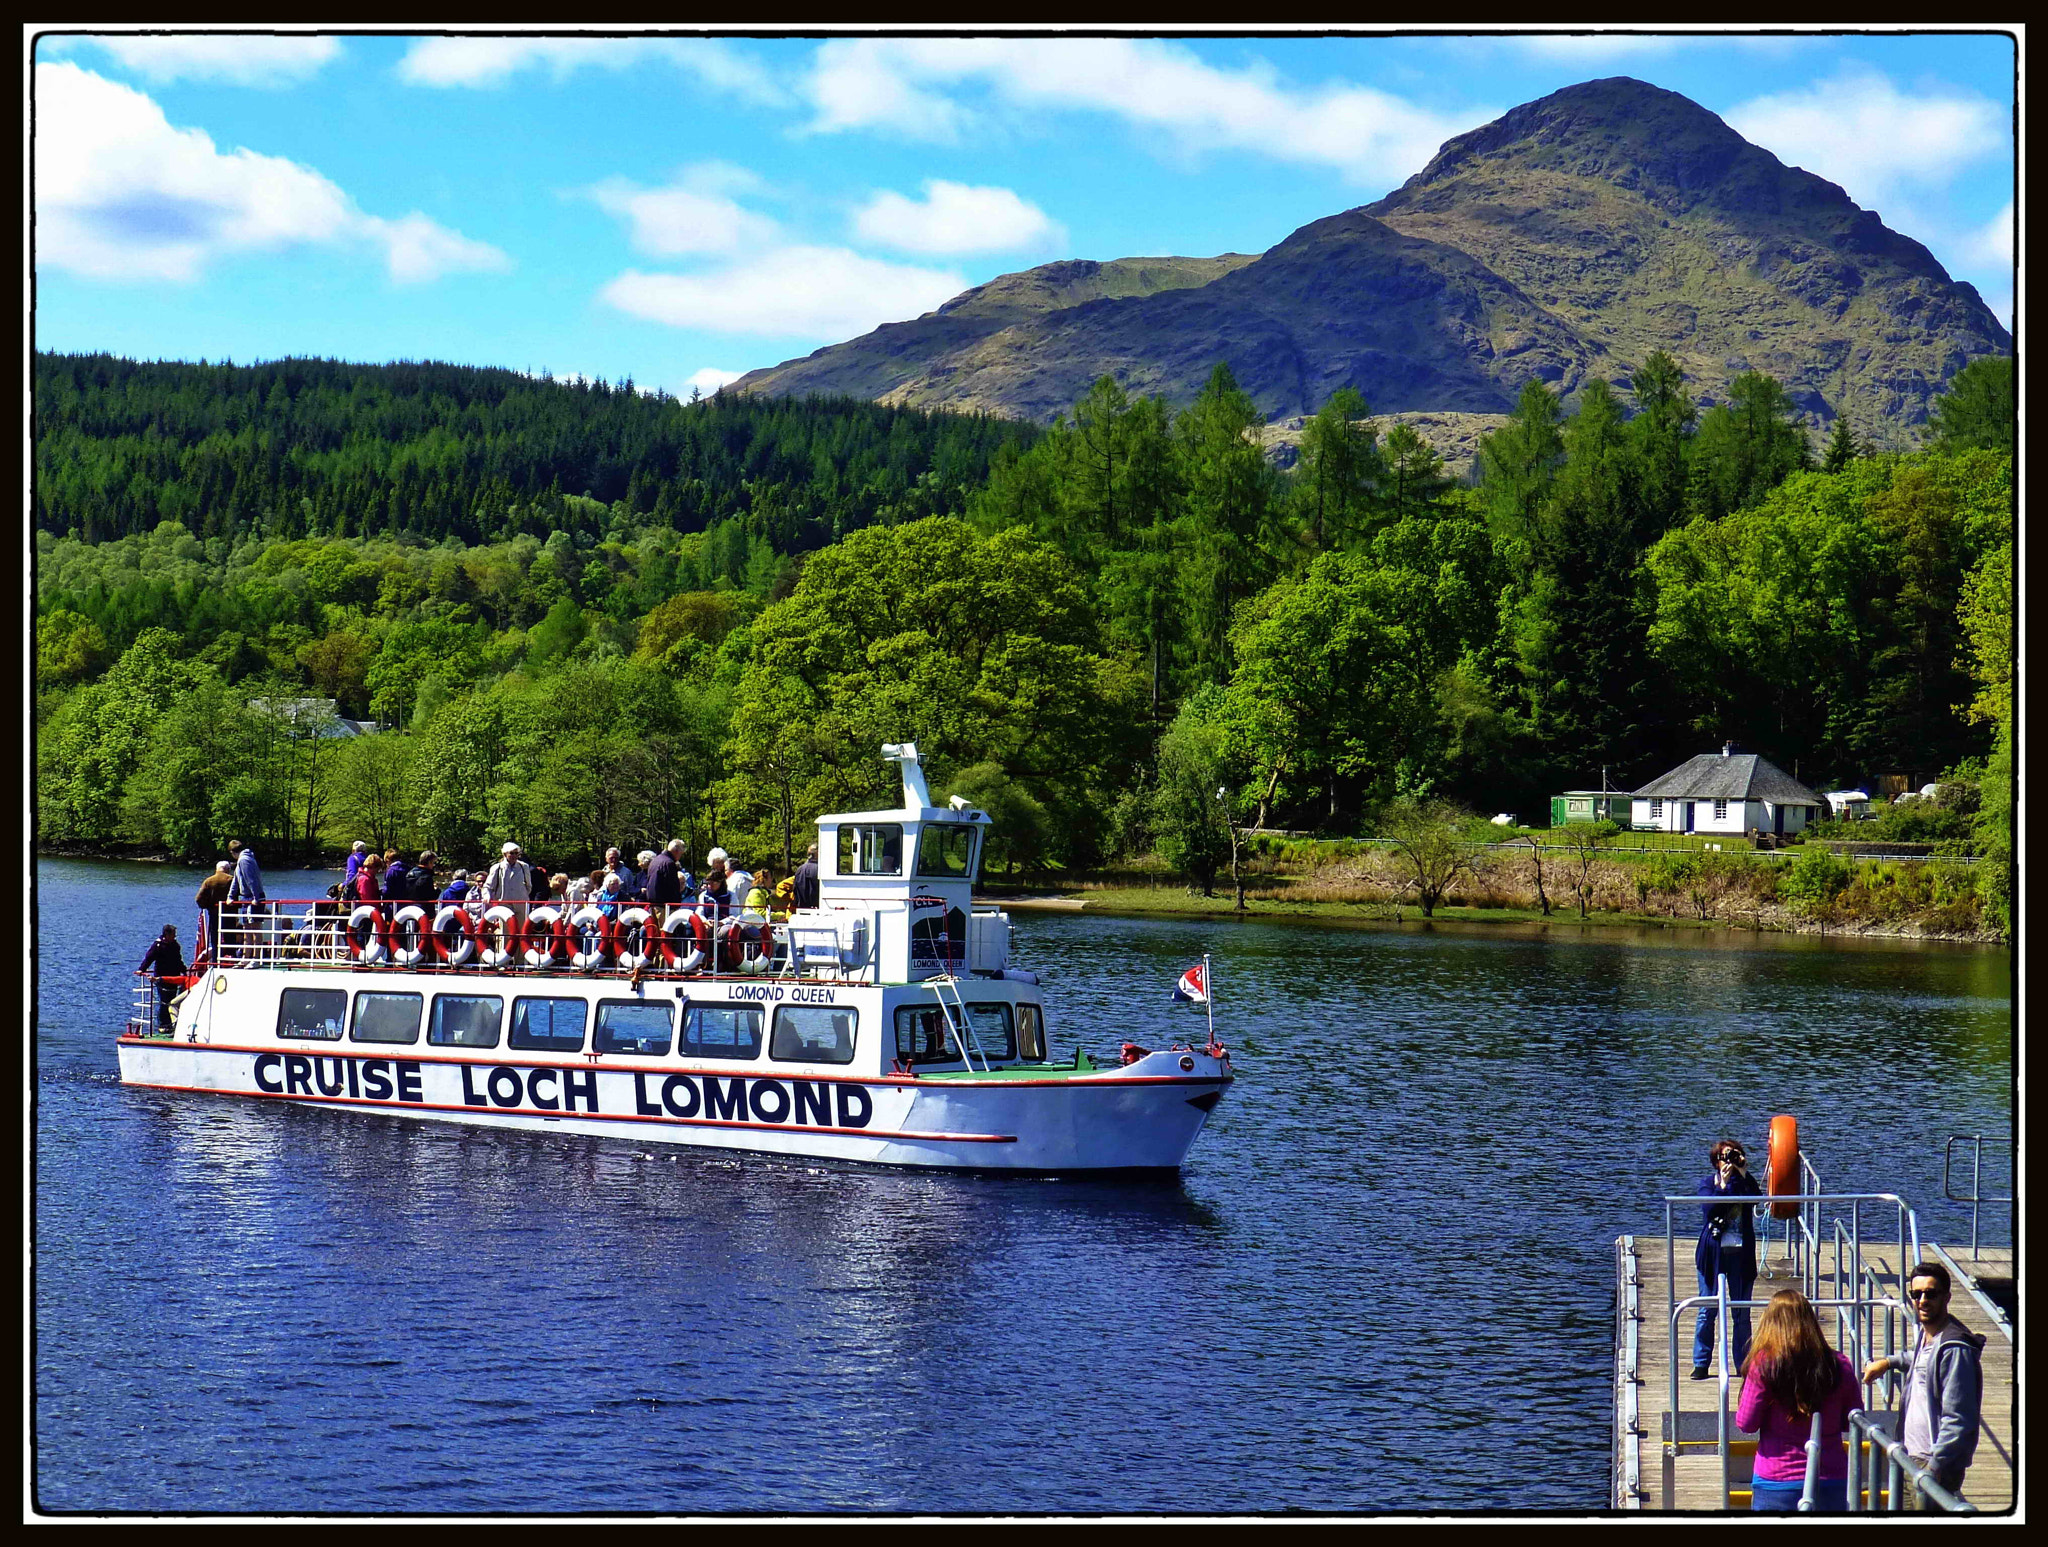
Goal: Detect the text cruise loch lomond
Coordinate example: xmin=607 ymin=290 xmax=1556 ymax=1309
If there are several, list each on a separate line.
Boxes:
xmin=118 ymin=745 xmax=1232 ymax=1172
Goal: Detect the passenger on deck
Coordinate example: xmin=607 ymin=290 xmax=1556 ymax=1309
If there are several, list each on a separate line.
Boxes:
xmin=605 ymin=847 xmax=637 ymax=899
xmin=725 ymin=857 xmax=754 ymax=910
xmin=793 ymin=842 xmax=820 ymax=911
xmin=343 ymin=840 xmax=370 ymax=891
xmin=644 ymin=838 xmax=685 ymax=917
xmin=381 ymin=849 xmax=408 ymax=901
xmin=194 ymin=860 xmax=232 ymax=964
xmin=565 ymin=871 xmax=593 ymax=905
xmin=1692 ymin=1138 xmax=1763 ymax=1379
xmin=227 ymin=841 xmax=266 ymax=956
xmin=744 ymin=866 xmax=777 ymax=921
xmin=548 ymin=872 xmax=570 ymax=903
xmin=406 ymin=852 xmax=440 ymax=901
xmin=1737 ymin=1289 xmax=1858 ymax=1512
xmin=352 ymin=855 xmax=383 ymax=903
xmin=438 ymin=870 xmax=472 ymax=904
xmin=637 ymin=851 xmax=658 ymax=900
xmin=526 ymin=852 xmax=549 ymax=899
xmin=484 ymin=842 xmax=532 ymax=916
xmin=138 ymin=924 xmax=185 ymax=1032
xmin=698 ymin=864 xmax=731 ymax=923
xmin=596 ymin=872 xmax=623 ymax=922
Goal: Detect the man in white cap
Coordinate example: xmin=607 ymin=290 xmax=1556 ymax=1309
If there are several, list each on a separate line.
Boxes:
xmin=484 ymin=841 xmax=531 ymax=916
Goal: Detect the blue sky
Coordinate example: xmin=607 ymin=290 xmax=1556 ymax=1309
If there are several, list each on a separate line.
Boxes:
xmin=32 ymin=29 xmax=2017 ymax=399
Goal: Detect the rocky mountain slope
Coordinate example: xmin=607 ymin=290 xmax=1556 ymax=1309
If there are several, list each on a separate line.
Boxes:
xmin=734 ymin=79 xmax=2009 ymax=444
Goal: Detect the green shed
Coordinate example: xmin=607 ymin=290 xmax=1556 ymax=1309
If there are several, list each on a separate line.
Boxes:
xmin=1550 ymin=790 xmax=1627 ymax=827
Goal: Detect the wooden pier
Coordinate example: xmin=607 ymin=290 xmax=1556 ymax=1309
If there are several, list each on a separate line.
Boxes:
xmin=1614 ymin=1235 xmax=2015 ymax=1512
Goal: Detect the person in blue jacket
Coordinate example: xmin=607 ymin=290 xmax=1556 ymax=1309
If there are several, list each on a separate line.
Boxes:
xmin=1693 ymin=1137 xmax=1764 ymax=1379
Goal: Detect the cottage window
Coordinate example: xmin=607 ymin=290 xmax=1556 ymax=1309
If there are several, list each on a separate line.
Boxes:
xmin=1650 ymin=799 xmax=1663 ymax=821
xmin=1714 ymin=799 xmax=1729 ymax=821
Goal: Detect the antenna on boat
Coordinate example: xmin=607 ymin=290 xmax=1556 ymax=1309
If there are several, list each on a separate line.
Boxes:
xmin=880 ymin=742 xmax=930 ymax=809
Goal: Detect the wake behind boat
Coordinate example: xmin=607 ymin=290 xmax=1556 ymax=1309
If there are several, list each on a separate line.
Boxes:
xmin=118 ymin=744 xmax=1233 ymax=1173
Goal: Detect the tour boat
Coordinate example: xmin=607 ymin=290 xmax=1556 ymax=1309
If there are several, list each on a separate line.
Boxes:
xmin=117 ymin=745 xmax=1233 ymax=1173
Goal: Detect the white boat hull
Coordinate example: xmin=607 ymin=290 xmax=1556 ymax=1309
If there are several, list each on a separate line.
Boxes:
xmin=116 ymin=1037 xmax=1229 ymax=1173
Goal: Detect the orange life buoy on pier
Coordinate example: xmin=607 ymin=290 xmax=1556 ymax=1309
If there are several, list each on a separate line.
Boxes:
xmin=1767 ymin=1113 xmax=1800 ymax=1219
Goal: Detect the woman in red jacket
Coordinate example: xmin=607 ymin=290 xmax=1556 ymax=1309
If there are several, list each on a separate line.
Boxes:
xmin=1736 ymin=1288 xmax=1859 ymax=1512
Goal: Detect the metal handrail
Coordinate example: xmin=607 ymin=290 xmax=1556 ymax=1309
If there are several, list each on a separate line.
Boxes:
xmin=1847 ymin=1409 xmax=1977 ymax=1513
xmin=1798 ymin=1409 xmax=1825 ymax=1512
xmin=206 ymin=899 xmax=885 ymax=984
xmin=1942 ymin=1135 xmax=2013 ymax=1253
xmin=1660 ymin=1187 xmax=1927 ymax=1511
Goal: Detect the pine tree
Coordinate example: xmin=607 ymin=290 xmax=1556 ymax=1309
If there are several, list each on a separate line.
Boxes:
xmin=1821 ymin=414 xmax=1861 ymax=474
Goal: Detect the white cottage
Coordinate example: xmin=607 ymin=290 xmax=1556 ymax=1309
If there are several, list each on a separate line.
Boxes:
xmin=1630 ymin=744 xmax=1824 ymax=837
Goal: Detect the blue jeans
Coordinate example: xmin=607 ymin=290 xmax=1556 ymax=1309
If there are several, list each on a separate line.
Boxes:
xmin=1694 ymin=1267 xmax=1754 ymax=1370
xmin=1752 ymin=1474 xmax=1847 ymax=1513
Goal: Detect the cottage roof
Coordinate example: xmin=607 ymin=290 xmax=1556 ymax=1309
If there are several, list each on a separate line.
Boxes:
xmin=1632 ymin=752 xmax=1822 ymax=805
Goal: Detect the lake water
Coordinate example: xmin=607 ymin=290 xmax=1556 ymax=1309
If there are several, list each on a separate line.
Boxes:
xmin=34 ymin=859 xmax=2012 ymax=1514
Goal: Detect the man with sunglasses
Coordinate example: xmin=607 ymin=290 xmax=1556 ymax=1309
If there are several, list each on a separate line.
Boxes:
xmin=1692 ymin=1139 xmax=1764 ymax=1379
xmin=1863 ymin=1263 xmax=1986 ymax=1507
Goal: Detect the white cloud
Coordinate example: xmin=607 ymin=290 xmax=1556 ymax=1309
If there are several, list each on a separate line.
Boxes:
xmin=803 ymin=38 xmax=1486 ymax=186
xmin=601 ymin=246 xmax=967 ymax=338
xmin=685 ymin=367 xmax=745 ymax=395
xmin=364 ymin=211 xmax=513 ymax=284
xmin=33 ymin=63 xmax=509 ymax=284
xmin=588 ymin=167 xmax=779 ymax=257
xmin=853 ymin=180 xmax=1062 ymax=256
xmin=1727 ymin=67 xmax=2006 ymax=209
xmin=396 ymin=36 xmax=784 ymax=104
xmin=76 ymin=33 xmax=343 ymax=87
xmin=1963 ymin=200 xmax=2015 ymax=270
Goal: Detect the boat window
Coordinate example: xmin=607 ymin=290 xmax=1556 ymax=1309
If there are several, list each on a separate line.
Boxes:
xmin=894 ymin=1004 xmax=955 ymax=1063
xmin=509 ymin=996 xmax=587 ymax=1053
xmin=839 ymin=823 xmax=903 ymax=877
xmin=429 ymin=994 xmax=503 ymax=1048
xmin=915 ymin=822 xmax=977 ymax=878
xmin=277 ymin=987 xmax=346 ymax=1041
xmin=771 ymin=1005 xmax=858 ymax=1065
xmin=351 ymin=991 xmax=422 ymax=1045
xmin=594 ymin=1000 xmax=672 ymax=1056
xmin=679 ymin=1005 xmax=763 ymax=1061
xmin=964 ymin=1002 xmax=1015 ymax=1061
xmin=1017 ymin=1002 xmax=1046 ymax=1061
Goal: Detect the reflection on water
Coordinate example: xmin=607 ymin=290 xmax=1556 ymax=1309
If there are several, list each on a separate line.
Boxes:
xmin=36 ymin=860 xmax=2010 ymax=1512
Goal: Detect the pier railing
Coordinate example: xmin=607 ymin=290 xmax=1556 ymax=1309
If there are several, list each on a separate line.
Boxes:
xmin=1845 ymin=1409 xmax=1976 ymax=1514
xmin=1658 ymin=1190 xmax=1930 ymax=1512
xmin=1942 ymin=1134 xmax=2013 ymax=1253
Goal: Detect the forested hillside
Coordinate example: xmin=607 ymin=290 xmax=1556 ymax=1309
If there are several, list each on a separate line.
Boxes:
xmin=34 ymin=351 xmax=2014 ymax=935
xmin=33 ymin=352 xmax=1032 ymax=546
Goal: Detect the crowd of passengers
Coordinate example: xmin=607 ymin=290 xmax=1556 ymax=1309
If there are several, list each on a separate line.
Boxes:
xmin=176 ymin=835 xmax=826 ymax=964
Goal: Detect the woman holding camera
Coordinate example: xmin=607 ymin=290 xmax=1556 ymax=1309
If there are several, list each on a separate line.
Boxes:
xmin=1693 ymin=1137 xmax=1764 ymax=1379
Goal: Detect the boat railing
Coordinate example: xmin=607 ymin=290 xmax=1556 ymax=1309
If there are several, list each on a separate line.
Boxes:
xmin=1659 ymin=1190 xmax=1926 ymax=1511
xmin=202 ymin=899 xmax=886 ymax=985
xmin=1941 ymin=1135 xmax=2013 ymax=1253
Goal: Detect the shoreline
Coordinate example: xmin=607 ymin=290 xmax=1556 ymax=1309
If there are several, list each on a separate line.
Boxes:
xmin=988 ymin=890 xmax=2006 ymax=951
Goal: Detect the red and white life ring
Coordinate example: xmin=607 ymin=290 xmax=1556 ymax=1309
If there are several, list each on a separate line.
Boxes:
xmin=569 ymin=905 xmax=612 ymax=971
xmin=613 ymin=907 xmax=654 ymax=971
xmin=478 ymin=905 xmax=523 ymax=968
xmin=661 ymin=909 xmax=708 ymax=973
xmin=522 ymin=905 xmax=570 ymax=968
xmin=347 ymin=904 xmax=387 ymax=964
xmin=389 ymin=905 xmax=431 ymax=967
xmin=432 ymin=905 xmax=475 ymax=967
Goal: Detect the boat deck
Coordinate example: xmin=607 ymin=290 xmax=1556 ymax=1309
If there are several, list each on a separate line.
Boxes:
xmin=1615 ymin=1238 xmax=2014 ymax=1512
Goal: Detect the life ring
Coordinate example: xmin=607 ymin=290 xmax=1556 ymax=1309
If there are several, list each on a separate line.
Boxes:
xmin=660 ymin=910 xmax=708 ymax=973
xmin=738 ymin=920 xmax=775 ymax=975
xmin=347 ymin=904 xmax=387 ymax=964
xmin=523 ymin=905 xmax=570 ymax=969
xmin=1767 ymin=1114 xmax=1800 ymax=1219
xmin=478 ymin=905 xmax=523 ymax=968
xmin=389 ymin=905 xmax=431 ymax=967
xmin=432 ymin=905 xmax=476 ymax=967
xmin=569 ymin=905 xmax=612 ymax=971
xmin=613 ymin=907 xmax=654 ymax=971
